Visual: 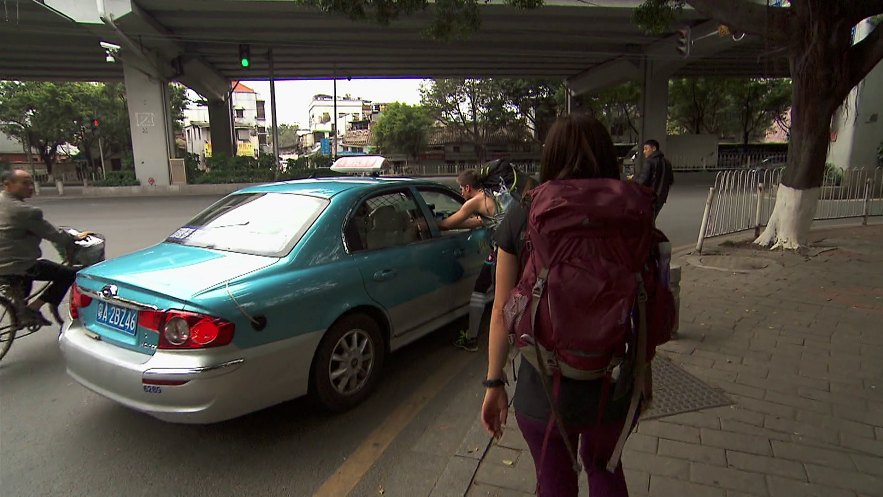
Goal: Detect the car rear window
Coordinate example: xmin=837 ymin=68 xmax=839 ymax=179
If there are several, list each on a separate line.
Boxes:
xmin=166 ymin=192 xmax=328 ymax=257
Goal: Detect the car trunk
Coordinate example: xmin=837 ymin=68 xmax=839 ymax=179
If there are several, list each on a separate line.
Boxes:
xmin=74 ymin=243 xmax=278 ymax=356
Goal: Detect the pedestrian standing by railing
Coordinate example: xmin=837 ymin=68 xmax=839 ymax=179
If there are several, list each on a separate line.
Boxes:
xmin=633 ymin=139 xmax=674 ymax=219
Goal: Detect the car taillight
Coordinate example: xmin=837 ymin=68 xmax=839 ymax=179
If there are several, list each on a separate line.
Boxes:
xmin=138 ymin=310 xmax=234 ymax=350
xmin=69 ymin=283 xmax=93 ymax=319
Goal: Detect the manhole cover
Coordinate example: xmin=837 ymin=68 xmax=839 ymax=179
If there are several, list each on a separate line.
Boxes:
xmin=691 ymin=255 xmax=770 ymax=272
xmin=641 ymin=355 xmax=733 ymax=420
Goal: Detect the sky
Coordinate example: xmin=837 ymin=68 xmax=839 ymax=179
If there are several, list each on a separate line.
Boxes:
xmin=236 ymin=78 xmax=427 ymax=127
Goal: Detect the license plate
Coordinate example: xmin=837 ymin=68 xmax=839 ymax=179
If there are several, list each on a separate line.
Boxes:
xmin=95 ymin=301 xmax=139 ymax=336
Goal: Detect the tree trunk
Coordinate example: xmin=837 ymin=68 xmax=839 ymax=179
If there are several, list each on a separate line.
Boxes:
xmin=754 ymin=8 xmax=849 ymax=250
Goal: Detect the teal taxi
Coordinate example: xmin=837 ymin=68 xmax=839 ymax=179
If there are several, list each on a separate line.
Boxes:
xmin=59 ymin=175 xmax=489 ymax=423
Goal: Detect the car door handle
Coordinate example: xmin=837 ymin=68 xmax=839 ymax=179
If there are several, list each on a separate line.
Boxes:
xmin=443 ymin=248 xmax=465 ymax=257
xmin=373 ymin=269 xmax=397 ymax=282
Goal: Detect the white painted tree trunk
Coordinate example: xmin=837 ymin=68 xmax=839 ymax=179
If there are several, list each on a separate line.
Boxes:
xmin=754 ymin=185 xmax=820 ymax=250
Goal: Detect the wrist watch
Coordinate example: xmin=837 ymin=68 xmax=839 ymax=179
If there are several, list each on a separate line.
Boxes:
xmin=482 ymin=378 xmax=507 ymax=388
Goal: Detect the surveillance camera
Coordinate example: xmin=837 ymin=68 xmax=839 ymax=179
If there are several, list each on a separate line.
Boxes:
xmin=100 ymin=41 xmax=121 ymax=51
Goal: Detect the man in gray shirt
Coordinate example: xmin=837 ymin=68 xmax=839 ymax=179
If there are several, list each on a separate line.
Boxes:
xmin=0 ymin=169 xmax=84 ymax=326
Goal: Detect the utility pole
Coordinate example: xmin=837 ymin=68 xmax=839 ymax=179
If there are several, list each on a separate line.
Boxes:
xmin=332 ymin=76 xmax=338 ymax=161
xmin=98 ymin=135 xmax=107 ymax=179
xmin=269 ymin=48 xmax=281 ymax=179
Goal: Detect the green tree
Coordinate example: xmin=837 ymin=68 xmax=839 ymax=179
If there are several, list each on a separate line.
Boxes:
xmin=372 ymin=102 xmax=433 ymax=160
xmin=495 ymin=79 xmax=562 ymax=142
xmin=0 ymin=81 xmax=189 ymax=177
xmin=275 ymin=123 xmax=302 ymax=149
xmin=579 ymin=82 xmax=642 ymax=143
xmin=727 ymin=78 xmax=792 ymax=148
xmin=0 ymin=81 xmax=93 ymax=177
xmin=668 ymin=78 xmax=733 ymax=136
xmin=420 ymin=79 xmax=520 ymax=161
xmin=167 ymin=83 xmax=190 ymax=133
xmin=637 ymin=0 xmax=883 ymax=249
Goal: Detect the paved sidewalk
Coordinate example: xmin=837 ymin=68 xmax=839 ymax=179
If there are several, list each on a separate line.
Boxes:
xmin=464 ymin=224 xmax=883 ymax=497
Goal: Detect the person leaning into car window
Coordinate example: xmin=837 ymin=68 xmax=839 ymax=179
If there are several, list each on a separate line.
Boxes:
xmin=0 ymin=169 xmax=89 ymax=327
xmin=437 ymin=169 xmax=497 ymax=231
xmin=438 ymin=169 xmax=497 ymax=352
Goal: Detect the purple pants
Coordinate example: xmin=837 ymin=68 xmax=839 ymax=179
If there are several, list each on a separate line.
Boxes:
xmin=516 ymin=413 xmax=630 ymax=497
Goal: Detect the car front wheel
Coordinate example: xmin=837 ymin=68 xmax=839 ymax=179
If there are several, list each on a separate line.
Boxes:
xmin=311 ymin=314 xmax=385 ymax=412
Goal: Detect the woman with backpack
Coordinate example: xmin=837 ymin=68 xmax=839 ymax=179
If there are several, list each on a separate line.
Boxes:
xmin=481 ymin=113 xmax=659 ymax=497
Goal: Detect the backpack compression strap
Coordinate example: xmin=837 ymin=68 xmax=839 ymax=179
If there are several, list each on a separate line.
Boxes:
xmin=529 ymin=267 xmax=582 ymax=474
xmin=606 ymin=274 xmax=649 ymax=472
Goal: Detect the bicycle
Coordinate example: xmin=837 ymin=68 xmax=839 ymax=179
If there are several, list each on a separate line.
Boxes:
xmin=0 ymin=228 xmax=105 ymax=363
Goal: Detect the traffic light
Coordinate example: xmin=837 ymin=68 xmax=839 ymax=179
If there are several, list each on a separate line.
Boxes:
xmin=91 ymin=117 xmax=100 ymax=129
xmin=238 ymin=44 xmax=250 ymax=68
xmin=676 ymin=26 xmax=692 ymax=57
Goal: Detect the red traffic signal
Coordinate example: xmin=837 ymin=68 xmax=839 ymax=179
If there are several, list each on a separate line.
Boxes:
xmin=91 ymin=118 xmax=100 ymax=128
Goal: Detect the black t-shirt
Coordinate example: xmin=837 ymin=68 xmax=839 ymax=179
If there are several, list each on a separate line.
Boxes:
xmin=493 ymin=202 xmax=632 ymax=426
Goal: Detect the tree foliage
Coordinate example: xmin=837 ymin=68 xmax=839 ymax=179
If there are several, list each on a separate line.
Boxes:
xmin=0 ymin=81 xmax=93 ymax=176
xmin=275 ymin=123 xmax=303 ymax=149
xmin=294 ymin=0 xmax=543 ymax=41
xmin=668 ymin=78 xmax=732 ymax=135
xmin=728 ymin=78 xmax=791 ymax=146
xmin=0 ymin=81 xmax=189 ymax=177
xmin=420 ymin=79 xmax=520 ymax=161
xmin=668 ymin=78 xmax=791 ymax=143
xmin=577 ymin=82 xmax=642 ymax=143
xmin=495 ymin=79 xmax=561 ymax=142
xmin=371 ymin=102 xmax=433 ymax=159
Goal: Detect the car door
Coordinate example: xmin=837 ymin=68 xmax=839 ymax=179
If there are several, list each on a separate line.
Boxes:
xmin=344 ymin=188 xmax=452 ymax=337
xmin=414 ymin=186 xmax=490 ymax=311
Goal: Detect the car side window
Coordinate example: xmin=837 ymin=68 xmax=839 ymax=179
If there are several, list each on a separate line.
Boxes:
xmin=417 ymin=189 xmax=467 ymax=233
xmin=345 ymin=191 xmax=430 ymax=252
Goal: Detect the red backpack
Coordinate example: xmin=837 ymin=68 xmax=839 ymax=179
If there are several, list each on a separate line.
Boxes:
xmin=502 ymin=178 xmax=676 ymax=471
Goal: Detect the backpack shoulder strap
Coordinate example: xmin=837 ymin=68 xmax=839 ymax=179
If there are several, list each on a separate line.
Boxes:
xmin=606 ymin=273 xmax=649 ymax=472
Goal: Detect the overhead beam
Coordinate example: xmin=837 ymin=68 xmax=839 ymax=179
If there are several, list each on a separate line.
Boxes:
xmin=567 ymin=20 xmax=756 ymax=95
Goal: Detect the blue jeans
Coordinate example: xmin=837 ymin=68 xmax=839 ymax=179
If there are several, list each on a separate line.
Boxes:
xmin=516 ymin=413 xmax=630 ymax=497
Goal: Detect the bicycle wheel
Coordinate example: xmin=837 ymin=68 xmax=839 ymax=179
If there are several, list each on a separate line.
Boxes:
xmin=0 ymin=300 xmax=17 ymax=362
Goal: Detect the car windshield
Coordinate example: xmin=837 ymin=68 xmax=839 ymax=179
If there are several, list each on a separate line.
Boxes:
xmin=166 ymin=192 xmax=328 ymax=257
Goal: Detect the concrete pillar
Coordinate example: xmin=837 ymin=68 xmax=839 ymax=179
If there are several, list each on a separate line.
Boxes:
xmin=639 ymin=58 xmax=670 ymax=155
xmin=827 ymin=18 xmax=883 ymax=170
xmin=123 ymin=63 xmax=173 ymax=186
xmin=208 ymin=98 xmax=234 ymax=158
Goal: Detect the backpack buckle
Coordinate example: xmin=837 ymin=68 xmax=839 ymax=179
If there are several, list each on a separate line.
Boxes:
xmin=532 ymin=268 xmax=550 ymax=299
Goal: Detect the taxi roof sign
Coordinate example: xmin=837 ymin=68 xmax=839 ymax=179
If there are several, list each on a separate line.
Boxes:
xmin=330 ymin=155 xmax=389 ymax=175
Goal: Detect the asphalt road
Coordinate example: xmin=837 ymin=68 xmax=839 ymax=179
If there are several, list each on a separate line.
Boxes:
xmin=0 ymin=173 xmax=714 ymax=497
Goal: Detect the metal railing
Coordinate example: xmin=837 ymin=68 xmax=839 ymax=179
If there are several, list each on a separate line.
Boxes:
xmin=668 ymin=152 xmax=787 ymax=172
xmin=696 ymin=166 xmax=883 ymax=252
xmin=401 ymin=161 xmax=540 ymax=177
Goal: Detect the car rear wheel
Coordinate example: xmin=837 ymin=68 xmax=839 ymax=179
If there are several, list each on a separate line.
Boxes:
xmin=311 ymin=314 xmax=385 ymax=412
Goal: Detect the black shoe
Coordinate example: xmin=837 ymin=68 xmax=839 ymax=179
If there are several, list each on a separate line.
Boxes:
xmin=48 ymin=304 xmax=64 ymax=326
xmin=19 ymin=308 xmax=52 ymax=328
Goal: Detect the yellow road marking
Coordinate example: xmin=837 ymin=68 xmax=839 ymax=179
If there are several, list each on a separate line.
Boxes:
xmin=312 ymin=351 xmax=472 ymax=497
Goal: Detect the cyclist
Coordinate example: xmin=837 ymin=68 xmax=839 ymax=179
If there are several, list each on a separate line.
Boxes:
xmin=0 ymin=169 xmax=88 ymax=326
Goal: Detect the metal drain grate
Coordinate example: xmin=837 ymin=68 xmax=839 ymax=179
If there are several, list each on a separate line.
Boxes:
xmin=641 ymin=355 xmax=733 ymax=421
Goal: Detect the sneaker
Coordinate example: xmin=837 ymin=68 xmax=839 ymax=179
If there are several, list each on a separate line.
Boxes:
xmin=48 ymin=304 xmax=64 ymax=326
xmin=19 ymin=308 xmax=52 ymax=328
xmin=453 ymin=330 xmax=478 ymax=352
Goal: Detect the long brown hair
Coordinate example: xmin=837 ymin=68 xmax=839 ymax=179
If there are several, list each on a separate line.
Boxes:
xmin=540 ymin=113 xmax=620 ymax=183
